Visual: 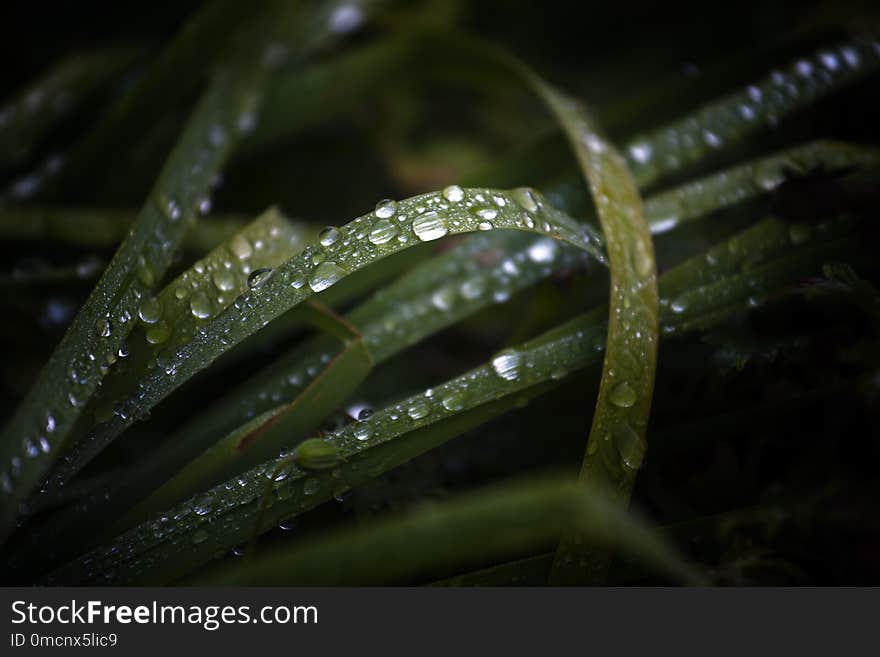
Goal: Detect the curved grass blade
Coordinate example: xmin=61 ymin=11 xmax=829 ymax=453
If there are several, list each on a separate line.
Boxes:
xmin=0 ymin=67 xmax=268 ymax=540
xmin=0 ymin=45 xmax=141 ymax=170
xmin=624 ymin=34 xmax=880 ymax=188
xmin=39 ymin=207 xmax=862 ymax=584
xmin=43 ymin=188 xmax=605 ymax=488
xmin=188 ymin=478 xmax=700 ymax=586
xmin=120 ymin=311 xmax=373 ymax=526
xmin=0 ymin=206 xmax=247 ymax=252
xmin=38 ymin=208 xmax=310 ymax=492
xmin=19 ymin=231 xmax=591 ymax=563
xmin=27 ymin=138 xmax=867 ymax=556
xmin=527 ymin=77 xmax=659 ymax=584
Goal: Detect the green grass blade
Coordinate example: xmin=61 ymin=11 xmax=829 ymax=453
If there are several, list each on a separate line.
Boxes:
xmin=0 ymin=67 xmax=267 ymax=540
xmin=624 ymin=34 xmax=880 ymax=187
xmin=40 ymin=206 xmax=858 ymax=584
xmin=0 ymin=206 xmax=247 ymax=252
xmin=644 ymin=140 xmax=880 ymax=233
xmin=188 ymin=478 xmax=700 ymax=586
xmin=39 ymin=208 xmax=310 ymax=491
xmin=528 ymin=78 xmax=659 ymax=584
xmin=49 ymin=188 xmax=605 ymax=480
xmin=122 ymin=327 xmax=373 ymax=527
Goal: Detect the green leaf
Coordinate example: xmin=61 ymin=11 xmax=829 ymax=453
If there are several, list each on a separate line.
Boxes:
xmin=42 ymin=207 xmax=311 ymax=492
xmin=623 ymin=34 xmax=880 ymax=188
xmin=45 ymin=188 xmax=605 ymax=486
xmin=187 ymin=477 xmax=701 ymax=586
xmin=0 ymin=206 xmax=247 ymax=252
xmin=0 ymin=67 xmax=267 ymax=539
xmin=41 ymin=208 xmax=859 ymax=584
xmin=527 ymin=76 xmax=659 ymax=584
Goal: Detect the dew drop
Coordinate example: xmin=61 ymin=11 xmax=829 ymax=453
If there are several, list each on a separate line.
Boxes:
xmin=441 ymin=392 xmax=465 ymax=412
xmin=407 ymin=399 xmax=430 ymax=420
xmin=374 ymin=199 xmax=397 ymax=219
xmin=669 ymin=297 xmax=687 ymax=314
xmin=368 ymin=219 xmax=398 ymax=245
xmin=96 ymin=318 xmax=111 ymax=338
xmin=512 ymin=187 xmax=540 ymax=212
xmin=412 ymin=212 xmax=448 ymax=241
xmin=442 ymin=185 xmax=465 ymax=202
xmin=609 ymin=381 xmax=637 ymax=408
xmin=229 ymin=234 xmax=253 ymax=260
xmin=138 ymin=297 xmax=162 ymax=324
xmin=309 ymin=261 xmax=347 ymax=293
xmin=212 ymin=269 xmax=235 ymax=292
xmin=194 ymin=495 xmax=213 ymax=516
xmin=353 ymin=425 xmax=371 ymax=441
xmin=247 ymin=267 xmax=273 ymax=289
xmin=189 ymin=291 xmax=212 ymax=319
xmin=319 ymin=226 xmax=342 ymax=247
xmin=145 ymin=320 xmax=172 ymax=345
xmin=431 ymin=288 xmax=454 ymax=311
xmin=491 ymin=349 xmax=522 ymax=382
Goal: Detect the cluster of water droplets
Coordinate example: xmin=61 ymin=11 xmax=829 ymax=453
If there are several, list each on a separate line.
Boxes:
xmin=47 ymin=312 xmax=613 ymax=583
xmin=644 ymin=140 xmax=880 ymax=234
xmin=625 ymin=36 xmax=880 ymax=186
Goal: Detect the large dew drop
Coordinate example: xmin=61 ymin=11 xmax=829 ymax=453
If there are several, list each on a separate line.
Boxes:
xmin=189 ymin=291 xmax=212 ymax=319
xmin=442 ymin=185 xmax=465 ymax=202
xmin=609 ymin=381 xmax=637 ymax=408
xmin=374 ymin=199 xmax=397 ymax=219
xmin=138 ymin=297 xmax=162 ymax=324
xmin=491 ymin=349 xmax=523 ymax=382
xmin=412 ymin=212 xmax=448 ymax=241
xmin=368 ymin=219 xmax=398 ymax=245
xmin=512 ymin=187 xmax=540 ymax=212
xmin=247 ymin=267 xmax=273 ymax=289
xmin=319 ymin=226 xmax=341 ymax=247
xmin=309 ymin=261 xmax=347 ymax=293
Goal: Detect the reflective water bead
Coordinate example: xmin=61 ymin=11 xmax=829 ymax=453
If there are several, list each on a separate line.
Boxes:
xmin=491 ymin=349 xmax=522 ymax=382
xmin=319 ymin=226 xmax=342 ymax=247
xmin=374 ymin=199 xmax=397 ymax=219
xmin=512 ymin=187 xmax=540 ymax=212
xmin=138 ymin=297 xmax=162 ymax=324
xmin=609 ymin=381 xmax=637 ymax=408
xmin=412 ymin=212 xmax=448 ymax=241
xmin=247 ymin=267 xmax=273 ymax=289
xmin=212 ymin=269 xmax=235 ymax=292
xmin=189 ymin=291 xmax=212 ymax=319
xmin=368 ymin=219 xmax=397 ymax=245
xmin=309 ymin=261 xmax=347 ymax=293
xmin=442 ymin=185 xmax=465 ymax=202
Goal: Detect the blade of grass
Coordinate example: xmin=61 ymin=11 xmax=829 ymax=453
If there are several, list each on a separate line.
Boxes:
xmin=526 ymin=75 xmax=659 ymax=584
xmin=0 ymin=206 xmax=248 ymax=252
xmin=188 ymin=477 xmax=700 ymax=586
xmin=0 ymin=66 xmax=268 ymax=540
xmin=42 ymin=188 xmax=606 ymax=488
xmin=623 ymin=34 xmax=880 ymax=188
xmin=39 ymin=210 xmax=862 ymax=584
xmin=40 ymin=208 xmax=311 ymax=493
